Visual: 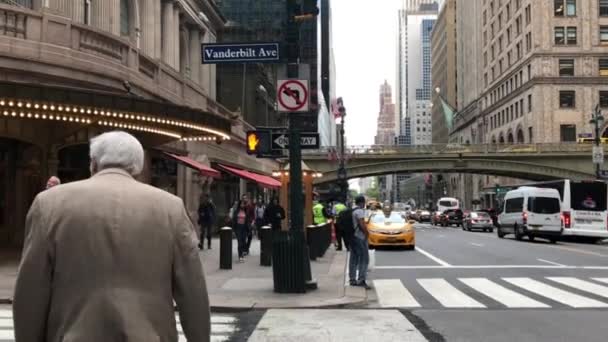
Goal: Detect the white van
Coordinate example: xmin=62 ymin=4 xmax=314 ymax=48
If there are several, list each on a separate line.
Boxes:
xmin=437 ymin=197 xmax=459 ymax=213
xmin=497 ymin=187 xmax=562 ymax=243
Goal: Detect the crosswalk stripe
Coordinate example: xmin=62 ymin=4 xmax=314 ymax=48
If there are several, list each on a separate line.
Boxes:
xmin=593 ymin=278 xmax=608 ymax=285
xmin=373 ymin=279 xmax=421 ymax=308
xmin=0 ymin=330 xmax=14 ymax=340
xmin=547 ymin=277 xmax=608 ymax=299
xmin=0 ymin=310 xmax=10 ymax=318
xmin=459 ymin=278 xmax=549 ymax=308
xmin=0 ymin=318 xmax=12 ymax=328
xmin=418 ymin=278 xmax=486 ymax=308
xmin=504 ymin=277 xmax=608 ymax=308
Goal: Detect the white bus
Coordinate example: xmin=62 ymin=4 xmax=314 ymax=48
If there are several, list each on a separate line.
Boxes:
xmin=437 ymin=197 xmax=460 ymax=213
xmin=523 ymin=180 xmax=608 ymax=241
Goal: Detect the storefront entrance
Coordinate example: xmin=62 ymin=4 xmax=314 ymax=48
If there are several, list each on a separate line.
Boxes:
xmin=0 ymin=138 xmax=44 ymax=248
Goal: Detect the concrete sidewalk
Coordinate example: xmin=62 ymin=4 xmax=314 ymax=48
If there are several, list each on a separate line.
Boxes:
xmin=0 ymin=239 xmax=366 ymax=309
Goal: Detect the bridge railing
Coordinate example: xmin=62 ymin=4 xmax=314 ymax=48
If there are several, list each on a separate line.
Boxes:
xmin=302 ymin=143 xmax=595 ymax=156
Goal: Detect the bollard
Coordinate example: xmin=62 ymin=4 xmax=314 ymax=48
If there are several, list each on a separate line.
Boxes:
xmin=219 ymin=226 xmax=232 ymax=270
xmin=260 ymin=225 xmax=272 ymax=266
xmin=306 ymin=225 xmax=318 ymax=261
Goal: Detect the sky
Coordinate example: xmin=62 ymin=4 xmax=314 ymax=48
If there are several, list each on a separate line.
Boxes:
xmin=332 ymin=0 xmax=402 ymax=146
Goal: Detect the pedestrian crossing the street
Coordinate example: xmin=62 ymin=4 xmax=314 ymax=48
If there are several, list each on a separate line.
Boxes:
xmin=372 ymin=276 xmax=608 ymax=310
xmin=0 ymin=309 xmax=238 ymax=342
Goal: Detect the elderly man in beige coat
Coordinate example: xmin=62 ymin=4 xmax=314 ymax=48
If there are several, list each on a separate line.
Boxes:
xmin=13 ymin=131 xmax=210 ymax=342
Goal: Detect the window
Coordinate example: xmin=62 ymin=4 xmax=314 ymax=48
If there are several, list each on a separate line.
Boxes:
xmin=525 ymin=5 xmax=531 ymax=24
xmin=520 ymin=99 xmax=524 ymax=114
xmin=484 ymin=73 xmax=488 ymax=87
xmin=84 ymin=0 xmax=91 ymax=25
xmin=528 ymin=64 xmax=531 ymax=80
xmin=528 ymin=197 xmax=561 ymax=214
xmin=510 ymin=105 xmax=514 ymax=120
xmin=484 ymin=52 xmax=488 ymax=66
xmin=515 ymin=74 xmax=519 ymax=87
xmin=499 ymin=59 xmax=503 ymax=74
xmin=567 ymin=27 xmax=577 ymax=44
xmin=515 ymin=101 xmax=519 ymax=116
xmin=516 ymin=16 xmax=522 ymax=35
xmin=506 ymin=4 xmax=511 ymax=20
xmin=600 ymin=91 xmax=608 ymax=108
xmin=491 ymin=45 xmax=495 ymax=59
xmin=602 ymin=27 xmax=608 ymax=44
xmin=499 ymin=36 xmax=503 ymax=52
xmin=507 ymin=28 xmax=511 ymax=44
xmin=571 ymin=182 xmax=608 ymax=212
xmin=483 ymin=10 xmax=488 ymax=25
xmin=601 ymin=0 xmax=608 ymax=16
xmin=484 ymin=31 xmax=488 ymax=46
xmin=505 ymin=198 xmax=524 ymax=213
xmin=120 ymin=0 xmax=130 ymax=36
xmin=529 ymin=127 xmax=533 ymax=142
xmin=560 ymin=124 xmax=577 ymax=142
xmin=559 ymin=59 xmax=574 ymax=76
xmin=559 ymin=90 xmax=575 ymax=108
xmin=526 ymin=32 xmax=532 ymax=51
xmin=507 ymin=51 xmax=512 ymax=65
xmin=555 ymin=27 xmax=565 ymax=44
xmin=528 ymin=94 xmax=532 ymax=112
xmin=516 ymin=42 xmax=522 ymax=58
xmin=498 ymin=13 xmax=502 ymax=29
xmin=600 ymin=59 xmax=608 ymax=76
xmin=555 ymin=0 xmax=576 ymax=16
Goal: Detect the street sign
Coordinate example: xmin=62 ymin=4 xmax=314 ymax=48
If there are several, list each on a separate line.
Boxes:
xmin=271 ymin=132 xmax=319 ymax=149
xmin=277 ymin=79 xmax=309 ymax=112
xmin=593 ymin=146 xmax=604 ymax=164
xmin=202 ymin=43 xmax=280 ymax=64
xmin=578 ymin=133 xmax=593 ymax=138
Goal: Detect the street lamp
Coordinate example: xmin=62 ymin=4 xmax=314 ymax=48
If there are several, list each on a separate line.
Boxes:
xmin=337 ymin=97 xmax=348 ymax=202
xmin=589 ymin=104 xmax=605 ymax=179
xmin=258 ymin=85 xmax=269 ymax=126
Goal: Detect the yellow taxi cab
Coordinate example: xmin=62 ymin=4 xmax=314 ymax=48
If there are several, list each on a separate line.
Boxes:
xmin=367 ymin=211 xmax=415 ymax=250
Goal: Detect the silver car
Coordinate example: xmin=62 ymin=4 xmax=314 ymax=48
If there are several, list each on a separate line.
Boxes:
xmin=464 ymin=211 xmax=494 ymax=232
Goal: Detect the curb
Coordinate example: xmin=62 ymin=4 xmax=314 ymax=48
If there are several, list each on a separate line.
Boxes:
xmin=207 ymin=295 xmax=368 ymax=312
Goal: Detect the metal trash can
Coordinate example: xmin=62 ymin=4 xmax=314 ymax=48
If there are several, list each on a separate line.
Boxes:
xmin=272 ymin=230 xmax=306 ymax=293
xmin=260 ymin=225 xmax=272 ymax=266
xmin=219 ymin=226 xmax=232 ymax=270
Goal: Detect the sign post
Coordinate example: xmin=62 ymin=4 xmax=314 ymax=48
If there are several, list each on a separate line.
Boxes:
xmin=593 ymin=146 xmax=604 ymax=165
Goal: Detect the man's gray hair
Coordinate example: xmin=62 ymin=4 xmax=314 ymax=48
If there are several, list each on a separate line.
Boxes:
xmin=89 ymin=131 xmax=144 ymax=175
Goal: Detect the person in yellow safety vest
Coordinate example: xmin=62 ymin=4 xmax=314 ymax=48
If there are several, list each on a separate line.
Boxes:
xmin=333 ymin=202 xmax=348 ymax=251
xmin=313 ymin=201 xmax=327 ymax=225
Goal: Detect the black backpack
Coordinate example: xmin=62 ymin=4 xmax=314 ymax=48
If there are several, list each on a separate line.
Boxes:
xmin=337 ymin=208 xmax=355 ymax=237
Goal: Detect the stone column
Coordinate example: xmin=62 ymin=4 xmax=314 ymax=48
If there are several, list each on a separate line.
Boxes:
xmin=49 ymin=0 xmax=70 ymax=17
xmin=180 ymin=26 xmax=189 ymax=76
xmin=140 ymin=0 xmax=156 ymax=57
xmin=109 ymin=0 xmax=120 ymax=36
xmin=154 ymin=0 xmax=162 ymax=58
xmin=91 ymin=0 xmax=110 ymax=32
xmin=189 ymin=28 xmax=201 ymax=82
xmin=72 ymin=0 xmax=85 ymax=23
xmin=173 ymin=6 xmax=181 ymax=71
xmin=161 ymin=0 xmax=174 ymax=66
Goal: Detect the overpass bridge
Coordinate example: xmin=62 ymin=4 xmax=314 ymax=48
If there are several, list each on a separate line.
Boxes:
xmin=301 ymin=143 xmax=605 ymax=184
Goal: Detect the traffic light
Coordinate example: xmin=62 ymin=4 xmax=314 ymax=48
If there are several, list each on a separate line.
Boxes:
xmin=245 ymin=130 xmax=272 ymax=156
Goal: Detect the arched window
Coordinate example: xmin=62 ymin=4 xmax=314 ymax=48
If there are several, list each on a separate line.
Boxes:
xmin=120 ymin=0 xmax=130 ymax=36
xmin=517 ymin=129 xmax=524 ymax=143
xmin=507 ymin=132 xmax=514 ymax=143
xmin=499 ymin=134 xmax=505 ymax=144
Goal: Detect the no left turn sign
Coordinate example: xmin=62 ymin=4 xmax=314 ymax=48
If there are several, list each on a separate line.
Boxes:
xmin=277 ymin=79 xmax=309 ymax=112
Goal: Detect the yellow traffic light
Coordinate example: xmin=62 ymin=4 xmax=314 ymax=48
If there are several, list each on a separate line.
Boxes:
xmin=246 ymin=131 xmax=260 ymax=154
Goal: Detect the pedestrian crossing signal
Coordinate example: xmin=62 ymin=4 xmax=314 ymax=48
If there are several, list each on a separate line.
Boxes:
xmin=246 ymin=130 xmax=272 ymax=156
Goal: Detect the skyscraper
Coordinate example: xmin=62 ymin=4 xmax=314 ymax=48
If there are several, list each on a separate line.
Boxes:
xmin=375 ymin=81 xmax=397 ymax=145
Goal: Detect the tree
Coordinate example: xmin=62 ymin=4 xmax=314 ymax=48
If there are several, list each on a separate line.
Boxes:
xmin=365 ymin=179 xmax=380 ymax=200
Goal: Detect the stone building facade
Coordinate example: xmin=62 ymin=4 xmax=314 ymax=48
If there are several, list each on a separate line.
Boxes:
xmin=448 ymin=0 xmax=608 ymax=209
xmin=0 ymin=0 xmax=277 ymax=247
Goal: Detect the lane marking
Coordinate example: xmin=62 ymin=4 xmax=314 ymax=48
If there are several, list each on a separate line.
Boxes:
xmin=414 ymin=246 xmax=452 ymax=267
xmin=503 ymin=277 xmax=608 ymax=308
xmin=537 ymin=258 xmax=566 ymax=267
xmin=549 ymin=245 xmax=608 ymax=258
xmin=593 ymin=278 xmax=608 ymax=285
xmin=418 ymin=278 xmax=486 ymax=308
xmin=374 ymin=265 xmax=588 ymax=270
xmin=373 ymin=279 xmax=421 ymax=308
xmin=459 ymin=278 xmax=549 ymax=308
xmin=547 ymin=277 xmax=608 ymax=299
xmin=470 ymin=243 xmax=484 ymax=247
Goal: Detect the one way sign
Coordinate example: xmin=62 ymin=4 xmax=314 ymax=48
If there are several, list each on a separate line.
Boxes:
xmin=272 ymin=132 xmax=320 ymax=150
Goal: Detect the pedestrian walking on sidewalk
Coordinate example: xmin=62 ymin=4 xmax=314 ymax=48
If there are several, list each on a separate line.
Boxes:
xmin=349 ymin=195 xmax=371 ymax=290
xmin=242 ymin=194 xmax=255 ymax=255
xmin=232 ymin=200 xmax=252 ymax=262
xmin=254 ymin=198 xmax=266 ymax=238
xmin=13 ymin=131 xmax=211 ymax=342
xmin=198 ymin=193 xmax=216 ymax=250
xmin=265 ymin=197 xmax=286 ymax=231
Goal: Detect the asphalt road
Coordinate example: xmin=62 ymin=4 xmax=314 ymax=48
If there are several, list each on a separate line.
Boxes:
xmin=368 ymin=222 xmax=608 ymax=342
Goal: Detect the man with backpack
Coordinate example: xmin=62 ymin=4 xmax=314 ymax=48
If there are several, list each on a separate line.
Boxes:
xmin=349 ymin=195 xmax=371 ymax=290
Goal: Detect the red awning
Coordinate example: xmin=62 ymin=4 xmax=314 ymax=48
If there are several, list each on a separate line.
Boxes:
xmin=219 ymin=164 xmax=281 ymax=189
xmin=165 ymin=153 xmax=221 ymax=178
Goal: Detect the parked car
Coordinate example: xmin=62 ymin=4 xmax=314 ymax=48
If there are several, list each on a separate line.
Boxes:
xmin=442 ymin=209 xmax=464 ymax=227
xmin=463 ymin=211 xmax=494 ymax=232
xmin=497 ymin=187 xmax=562 ymax=243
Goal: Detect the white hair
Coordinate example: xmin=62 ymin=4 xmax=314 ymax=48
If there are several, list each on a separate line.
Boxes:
xmin=89 ymin=131 xmax=144 ymax=175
